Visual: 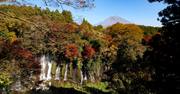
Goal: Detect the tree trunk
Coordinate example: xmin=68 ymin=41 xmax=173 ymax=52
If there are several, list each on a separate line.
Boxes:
xmin=73 ymin=68 xmax=77 ymax=81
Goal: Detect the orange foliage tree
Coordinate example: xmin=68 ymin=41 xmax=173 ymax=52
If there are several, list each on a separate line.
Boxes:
xmin=65 ymin=44 xmax=79 ymax=60
xmin=82 ymin=45 xmax=95 ymax=59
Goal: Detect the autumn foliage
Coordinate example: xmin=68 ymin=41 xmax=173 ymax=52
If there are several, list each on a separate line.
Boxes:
xmin=0 ymin=5 xmax=162 ymax=93
xmin=65 ymin=44 xmax=79 ymax=59
xmin=14 ymin=48 xmax=33 ymax=59
xmin=82 ymin=45 xmax=95 ymax=59
xmin=64 ymin=23 xmax=78 ymax=33
xmin=49 ymin=21 xmax=63 ymax=32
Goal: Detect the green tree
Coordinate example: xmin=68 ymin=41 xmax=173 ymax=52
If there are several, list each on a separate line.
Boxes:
xmin=138 ymin=25 xmax=159 ymax=36
xmin=80 ymin=19 xmax=94 ymax=31
xmin=106 ymin=23 xmax=147 ymax=93
xmin=145 ymin=0 xmax=180 ymax=93
xmin=62 ymin=10 xmax=73 ymax=23
xmin=94 ymin=25 xmax=104 ymax=31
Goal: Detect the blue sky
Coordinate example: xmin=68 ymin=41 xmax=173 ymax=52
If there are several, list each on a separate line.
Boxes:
xmin=1 ymin=0 xmax=167 ymax=26
xmin=66 ymin=0 xmax=167 ymax=26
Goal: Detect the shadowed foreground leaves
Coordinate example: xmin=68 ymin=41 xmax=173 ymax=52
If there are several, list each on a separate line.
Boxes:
xmin=30 ymin=86 xmax=112 ymax=94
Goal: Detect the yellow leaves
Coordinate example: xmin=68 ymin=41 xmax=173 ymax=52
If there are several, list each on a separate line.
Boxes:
xmin=64 ymin=23 xmax=79 ymax=33
xmin=127 ymin=39 xmax=135 ymax=45
xmin=109 ymin=44 xmax=118 ymax=56
xmin=106 ymin=23 xmax=146 ymax=62
xmin=106 ymin=23 xmax=144 ymax=43
xmin=110 ymin=44 xmax=118 ymax=51
xmin=0 ymin=18 xmax=19 ymax=44
xmin=0 ymin=38 xmax=3 ymax=45
xmin=0 ymin=72 xmax=13 ymax=87
xmin=0 ymin=31 xmax=17 ymax=43
xmin=6 ymin=32 xmax=17 ymax=43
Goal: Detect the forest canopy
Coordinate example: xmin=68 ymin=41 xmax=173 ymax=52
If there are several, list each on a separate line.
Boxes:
xmin=1 ymin=0 xmax=179 ymax=93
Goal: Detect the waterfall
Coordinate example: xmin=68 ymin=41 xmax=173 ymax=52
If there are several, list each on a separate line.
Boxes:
xmin=84 ymin=75 xmax=87 ymax=81
xmin=37 ymin=54 xmax=53 ymax=91
xmin=46 ymin=60 xmax=52 ymax=80
xmin=15 ymin=80 xmax=22 ymax=91
xmin=10 ymin=76 xmax=23 ymax=92
xmin=40 ymin=55 xmax=47 ymax=81
xmin=39 ymin=55 xmax=52 ymax=81
xmin=63 ymin=64 xmax=68 ymax=81
xmin=55 ymin=65 xmax=60 ymax=80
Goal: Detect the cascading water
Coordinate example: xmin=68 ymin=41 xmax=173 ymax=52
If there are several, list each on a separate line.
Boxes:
xmin=37 ymin=54 xmax=52 ymax=90
xmin=46 ymin=56 xmax=52 ymax=80
xmin=10 ymin=76 xmax=23 ymax=92
xmin=39 ymin=55 xmax=52 ymax=81
xmin=84 ymin=75 xmax=87 ymax=81
xmin=40 ymin=55 xmax=47 ymax=81
xmin=15 ymin=80 xmax=22 ymax=91
xmin=39 ymin=54 xmax=91 ymax=85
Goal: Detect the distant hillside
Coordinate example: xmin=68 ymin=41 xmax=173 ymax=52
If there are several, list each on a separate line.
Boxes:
xmin=138 ymin=25 xmax=160 ymax=35
xmin=96 ymin=16 xmax=131 ymax=28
